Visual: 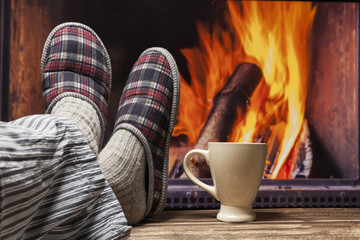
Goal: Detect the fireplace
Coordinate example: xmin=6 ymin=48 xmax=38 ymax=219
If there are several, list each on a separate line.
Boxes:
xmin=2 ymin=0 xmax=360 ymax=209
xmin=165 ymin=1 xmax=360 ymax=209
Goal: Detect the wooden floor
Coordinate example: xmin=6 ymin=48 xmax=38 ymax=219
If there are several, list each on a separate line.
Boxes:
xmin=129 ymin=208 xmax=360 ymax=239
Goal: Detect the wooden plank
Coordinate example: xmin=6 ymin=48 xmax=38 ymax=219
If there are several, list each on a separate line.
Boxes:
xmin=130 ymin=208 xmax=360 ymax=239
xmin=9 ymin=0 xmax=52 ymax=120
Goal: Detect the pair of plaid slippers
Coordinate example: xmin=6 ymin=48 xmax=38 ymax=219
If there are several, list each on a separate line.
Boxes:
xmin=41 ymin=22 xmax=180 ymax=217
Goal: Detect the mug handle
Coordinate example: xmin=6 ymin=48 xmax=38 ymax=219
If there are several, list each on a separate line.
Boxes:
xmin=183 ymin=149 xmax=218 ymax=200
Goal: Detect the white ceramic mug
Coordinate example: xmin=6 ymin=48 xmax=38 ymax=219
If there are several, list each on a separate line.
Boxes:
xmin=183 ymin=142 xmax=267 ymax=222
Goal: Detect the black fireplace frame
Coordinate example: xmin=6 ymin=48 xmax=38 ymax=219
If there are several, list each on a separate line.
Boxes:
xmin=0 ymin=0 xmax=10 ymax=122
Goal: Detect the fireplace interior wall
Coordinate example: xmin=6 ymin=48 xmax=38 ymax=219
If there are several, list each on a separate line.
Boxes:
xmin=307 ymin=2 xmax=358 ymax=179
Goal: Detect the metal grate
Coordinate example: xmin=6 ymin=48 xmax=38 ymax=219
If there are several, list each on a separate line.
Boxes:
xmin=254 ymin=190 xmax=360 ymax=208
xmin=165 ymin=179 xmax=360 ymax=209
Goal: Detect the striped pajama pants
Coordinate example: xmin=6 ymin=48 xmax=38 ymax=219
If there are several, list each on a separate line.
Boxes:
xmin=0 ymin=114 xmax=131 ymax=239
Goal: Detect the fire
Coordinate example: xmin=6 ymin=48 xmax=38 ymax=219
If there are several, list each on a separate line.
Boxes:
xmin=171 ymin=1 xmax=317 ymax=179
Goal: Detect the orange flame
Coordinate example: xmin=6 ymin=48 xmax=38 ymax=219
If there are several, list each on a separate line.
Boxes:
xmin=171 ymin=1 xmax=317 ymax=179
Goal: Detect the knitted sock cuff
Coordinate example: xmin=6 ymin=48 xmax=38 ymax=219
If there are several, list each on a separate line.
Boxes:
xmin=98 ymin=128 xmax=147 ymax=224
xmin=51 ymin=97 xmax=101 ymax=155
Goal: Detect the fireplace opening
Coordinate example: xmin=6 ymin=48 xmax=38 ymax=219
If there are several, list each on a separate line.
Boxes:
xmin=165 ymin=1 xmax=359 ymax=181
xmin=4 ymin=0 xmax=360 ymax=208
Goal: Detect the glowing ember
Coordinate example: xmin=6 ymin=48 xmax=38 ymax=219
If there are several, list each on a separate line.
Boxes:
xmin=171 ymin=1 xmax=317 ymax=179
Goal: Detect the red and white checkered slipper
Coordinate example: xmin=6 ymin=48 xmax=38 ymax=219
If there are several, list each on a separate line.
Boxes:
xmin=114 ymin=47 xmax=180 ymax=217
xmin=41 ymin=22 xmax=112 ymax=146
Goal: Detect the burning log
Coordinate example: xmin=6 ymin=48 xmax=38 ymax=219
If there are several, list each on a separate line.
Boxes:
xmin=261 ymin=119 xmax=313 ymax=179
xmin=181 ymin=63 xmax=263 ymax=178
xmin=169 ymin=135 xmax=191 ymax=178
xmin=263 ymin=135 xmax=280 ymax=178
xmin=289 ymin=119 xmax=313 ymax=178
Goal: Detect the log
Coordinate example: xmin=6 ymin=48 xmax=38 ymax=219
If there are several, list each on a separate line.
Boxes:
xmin=263 ymin=136 xmax=280 ymax=179
xmin=169 ymin=135 xmax=190 ymax=178
xmin=290 ymin=119 xmax=313 ymax=178
xmin=263 ymin=119 xmax=313 ymax=179
xmin=182 ymin=63 xmax=263 ymax=178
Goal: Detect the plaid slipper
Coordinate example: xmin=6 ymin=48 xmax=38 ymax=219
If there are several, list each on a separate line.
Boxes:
xmin=114 ymin=47 xmax=180 ymax=217
xmin=41 ymin=22 xmax=112 ymax=146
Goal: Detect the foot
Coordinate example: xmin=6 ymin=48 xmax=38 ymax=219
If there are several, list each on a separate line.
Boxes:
xmin=114 ymin=47 xmax=180 ymax=217
xmin=41 ymin=22 xmax=112 ymax=147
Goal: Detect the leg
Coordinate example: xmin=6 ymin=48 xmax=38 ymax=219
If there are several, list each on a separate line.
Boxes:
xmin=1 ymin=22 xmax=131 ymax=239
xmin=98 ymin=47 xmax=180 ymax=225
xmin=0 ymin=115 xmax=131 ymax=239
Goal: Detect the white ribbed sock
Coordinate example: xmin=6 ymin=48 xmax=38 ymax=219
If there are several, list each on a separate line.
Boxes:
xmin=98 ymin=129 xmax=147 ymax=225
xmin=50 ymin=97 xmax=101 ymax=155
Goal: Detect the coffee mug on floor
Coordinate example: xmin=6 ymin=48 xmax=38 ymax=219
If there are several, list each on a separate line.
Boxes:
xmin=183 ymin=142 xmax=267 ymax=222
